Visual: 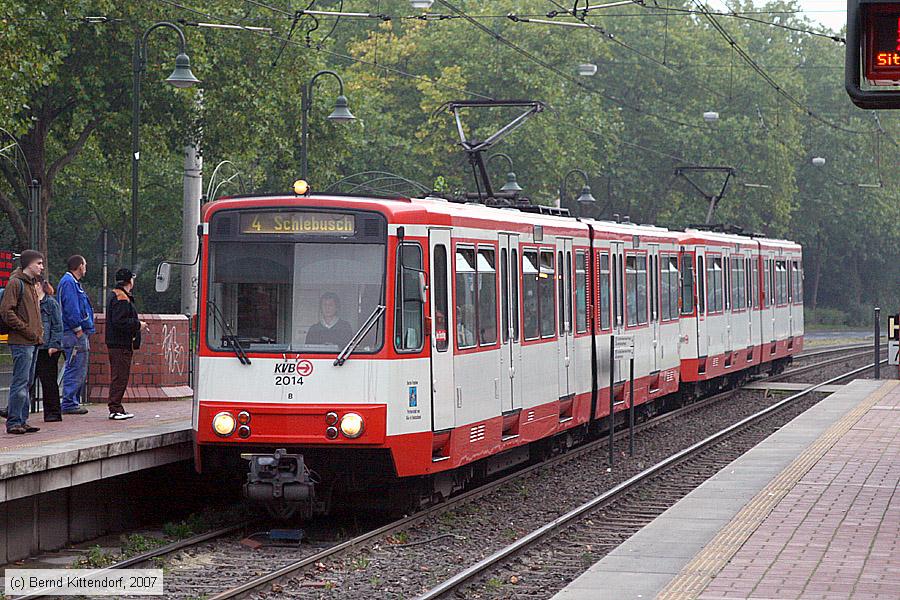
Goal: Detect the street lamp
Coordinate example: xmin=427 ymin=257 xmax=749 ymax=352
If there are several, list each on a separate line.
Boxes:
xmin=410 ymin=0 xmax=435 ymax=9
xmin=811 ymin=156 xmax=826 ymax=167
xmin=703 ymin=111 xmax=719 ymax=123
xmin=487 ymin=153 xmax=523 ymax=193
xmin=560 ymin=168 xmax=597 ymax=216
xmin=131 ymin=21 xmax=198 ymax=269
xmin=577 ymin=63 xmax=598 ymax=76
xmin=300 ymin=70 xmax=356 ymax=181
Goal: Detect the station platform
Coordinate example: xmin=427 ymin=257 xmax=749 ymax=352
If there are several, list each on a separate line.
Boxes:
xmin=554 ymin=378 xmax=900 ymax=600
xmin=0 ymin=400 xmax=192 ymax=563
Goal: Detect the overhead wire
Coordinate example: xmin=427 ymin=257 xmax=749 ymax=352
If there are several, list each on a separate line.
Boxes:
xmin=685 ymin=0 xmax=868 ymax=136
xmin=434 ymin=0 xmax=708 ymax=131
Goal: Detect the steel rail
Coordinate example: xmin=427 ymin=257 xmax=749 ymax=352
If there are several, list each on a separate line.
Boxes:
xmin=795 ymin=342 xmax=870 ymax=359
xmin=207 ymin=353 xmax=881 ymax=600
xmin=414 ymin=359 xmax=886 ymax=599
xmin=18 ymin=523 xmax=247 ymax=600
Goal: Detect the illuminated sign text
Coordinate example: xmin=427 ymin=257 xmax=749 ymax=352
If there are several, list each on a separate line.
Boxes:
xmin=240 ymin=212 xmax=356 ymax=235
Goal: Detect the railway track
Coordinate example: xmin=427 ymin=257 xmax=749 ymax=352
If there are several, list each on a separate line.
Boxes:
xmin=17 ymin=347 xmax=878 ymax=600
xmin=416 ymin=359 xmax=888 ymax=599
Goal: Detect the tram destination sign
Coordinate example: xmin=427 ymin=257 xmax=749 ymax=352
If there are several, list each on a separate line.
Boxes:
xmin=240 ymin=211 xmax=355 ymax=235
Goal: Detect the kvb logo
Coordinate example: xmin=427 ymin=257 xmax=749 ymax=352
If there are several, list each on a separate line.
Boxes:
xmin=296 ymin=359 xmax=314 ymax=377
xmin=274 ymin=358 xmax=314 ymax=377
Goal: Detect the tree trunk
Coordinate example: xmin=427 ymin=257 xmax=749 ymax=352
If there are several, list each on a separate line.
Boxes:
xmin=809 ymin=233 xmax=823 ymax=311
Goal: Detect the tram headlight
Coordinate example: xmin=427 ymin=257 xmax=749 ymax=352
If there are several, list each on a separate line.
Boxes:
xmin=339 ymin=412 xmax=364 ymax=438
xmin=212 ymin=412 xmax=236 ymax=437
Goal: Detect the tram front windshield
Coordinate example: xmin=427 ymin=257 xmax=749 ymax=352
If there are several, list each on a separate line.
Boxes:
xmin=206 ymin=241 xmax=385 ymax=353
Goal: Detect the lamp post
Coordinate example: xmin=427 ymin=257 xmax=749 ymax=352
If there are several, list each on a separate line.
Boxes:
xmin=487 ymin=153 xmax=523 ymax=194
xmin=300 ymin=70 xmax=355 ymax=181
xmin=559 ymin=168 xmax=597 ymax=216
xmin=131 ymin=21 xmax=199 ymax=270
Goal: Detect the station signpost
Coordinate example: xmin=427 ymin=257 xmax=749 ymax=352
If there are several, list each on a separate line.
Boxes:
xmin=610 ymin=335 xmax=636 ymax=466
xmin=888 ymin=314 xmax=900 ymax=373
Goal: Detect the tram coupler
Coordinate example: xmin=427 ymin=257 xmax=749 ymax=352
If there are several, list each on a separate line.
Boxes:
xmin=241 ymin=448 xmax=315 ymax=503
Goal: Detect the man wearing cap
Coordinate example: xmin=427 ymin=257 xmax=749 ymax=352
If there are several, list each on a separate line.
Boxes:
xmin=0 ymin=250 xmax=45 ymax=434
xmin=105 ymin=268 xmax=147 ymax=420
xmin=57 ymin=255 xmax=94 ymax=415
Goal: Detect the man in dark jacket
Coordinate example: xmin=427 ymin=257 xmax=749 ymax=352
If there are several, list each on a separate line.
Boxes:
xmin=0 ymin=250 xmax=44 ymax=434
xmin=105 ymin=268 xmax=147 ymax=420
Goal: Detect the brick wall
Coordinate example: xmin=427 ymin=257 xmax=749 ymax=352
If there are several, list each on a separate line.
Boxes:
xmin=88 ymin=314 xmax=192 ymax=402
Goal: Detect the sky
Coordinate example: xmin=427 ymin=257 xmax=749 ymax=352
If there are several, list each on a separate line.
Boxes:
xmin=796 ymin=0 xmax=846 ymax=31
xmin=706 ymin=1 xmax=847 ymax=32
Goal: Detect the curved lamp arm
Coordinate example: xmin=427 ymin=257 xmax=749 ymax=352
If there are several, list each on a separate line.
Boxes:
xmin=140 ymin=21 xmax=188 ymax=66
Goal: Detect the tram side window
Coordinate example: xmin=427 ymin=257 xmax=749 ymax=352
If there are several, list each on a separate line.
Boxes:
xmin=575 ymin=251 xmax=587 ymax=333
xmin=599 ymin=253 xmax=611 ymax=330
xmin=455 ymin=248 xmax=477 ymax=349
xmin=724 ymin=257 xmax=731 ymax=311
xmin=433 ymin=245 xmax=449 ymax=352
xmin=539 ymin=250 xmax=556 ymax=338
xmin=697 ymin=256 xmax=705 ymax=315
xmin=731 ymin=257 xmax=745 ymax=310
xmin=625 ymin=255 xmax=648 ymax=326
xmin=751 ymin=259 xmax=759 ymax=309
xmin=558 ymin=251 xmax=566 ymax=335
xmin=501 ymin=249 xmax=509 ymax=343
xmin=477 ymin=248 xmax=497 ymax=345
xmin=775 ymin=260 xmax=787 ymax=304
xmin=681 ymin=254 xmax=694 ymax=315
xmin=522 ymin=250 xmax=540 ymax=340
xmin=650 ymin=255 xmax=658 ymax=322
xmin=792 ymin=259 xmax=803 ymax=303
xmin=567 ymin=251 xmax=574 ymax=333
xmin=706 ymin=256 xmax=724 ymax=313
xmin=510 ymin=249 xmax=519 ymax=341
xmin=395 ymin=243 xmax=424 ymax=352
xmin=661 ymin=256 xmax=679 ymax=320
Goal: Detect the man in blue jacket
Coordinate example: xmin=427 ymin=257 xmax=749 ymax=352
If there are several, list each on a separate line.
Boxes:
xmin=57 ymin=255 xmax=94 ymax=415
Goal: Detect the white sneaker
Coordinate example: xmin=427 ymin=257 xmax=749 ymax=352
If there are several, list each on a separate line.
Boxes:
xmin=109 ymin=412 xmax=134 ymax=420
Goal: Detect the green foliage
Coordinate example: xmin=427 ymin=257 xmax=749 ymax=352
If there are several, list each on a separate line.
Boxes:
xmin=0 ymin=0 xmax=896 ymax=315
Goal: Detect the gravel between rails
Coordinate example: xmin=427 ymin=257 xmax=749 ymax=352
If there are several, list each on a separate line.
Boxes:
xmin=249 ymin=354 xmax=880 ymax=600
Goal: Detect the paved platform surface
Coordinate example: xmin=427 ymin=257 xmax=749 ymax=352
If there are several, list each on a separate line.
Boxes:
xmin=553 ymin=378 xmax=898 ymax=600
xmin=0 ymin=399 xmax=191 ymax=499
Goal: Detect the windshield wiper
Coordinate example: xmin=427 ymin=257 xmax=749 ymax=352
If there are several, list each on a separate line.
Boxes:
xmin=207 ymin=300 xmax=251 ymax=365
xmin=334 ymin=305 xmax=385 ymax=367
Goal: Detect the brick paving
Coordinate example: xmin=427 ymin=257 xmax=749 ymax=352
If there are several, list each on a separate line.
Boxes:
xmin=0 ymin=399 xmax=191 ymax=453
xmin=698 ymin=382 xmax=900 ymax=600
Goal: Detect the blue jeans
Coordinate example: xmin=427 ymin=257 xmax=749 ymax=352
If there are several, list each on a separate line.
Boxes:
xmin=7 ymin=344 xmax=37 ymax=429
xmin=61 ymin=332 xmax=90 ymax=411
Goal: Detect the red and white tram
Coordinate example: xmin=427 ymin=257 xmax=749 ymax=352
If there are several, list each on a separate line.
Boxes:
xmin=190 ymin=187 xmax=803 ymax=516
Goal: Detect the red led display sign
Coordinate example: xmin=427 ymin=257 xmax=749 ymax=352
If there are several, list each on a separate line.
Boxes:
xmin=865 ymin=4 xmax=900 ymax=84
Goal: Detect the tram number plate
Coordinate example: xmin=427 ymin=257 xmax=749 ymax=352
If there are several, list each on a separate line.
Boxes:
xmin=889 ymin=341 xmax=900 ymax=366
xmin=614 ymin=335 xmax=635 ymax=360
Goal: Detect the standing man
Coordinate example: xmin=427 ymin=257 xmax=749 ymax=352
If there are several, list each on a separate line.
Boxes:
xmin=105 ymin=268 xmax=147 ymax=420
xmin=57 ymin=255 xmax=94 ymax=415
xmin=0 ymin=250 xmax=44 ymax=434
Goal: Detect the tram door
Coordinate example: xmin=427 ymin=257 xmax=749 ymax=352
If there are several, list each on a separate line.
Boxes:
xmin=648 ymin=244 xmax=661 ymax=373
xmin=695 ymin=247 xmax=709 ymax=359
xmin=610 ymin=242 xmax=626 ymax=382
xmin=498 ymin=234 xmax=522 ymax=414
xmin=557 ymin=239 xmax=574 ymax=399
xmin=429 ymin=229 xmax=455 ymax=431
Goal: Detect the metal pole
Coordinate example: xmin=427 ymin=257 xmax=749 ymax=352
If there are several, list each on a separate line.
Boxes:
xmin=130 ymin=36 xmax=142 ymax=270
xmin=875 ymin=307 xmax=881 ymax=379
xmin=101 ymin=228 xmax=108 ymax=310
xmin=628 ymin=357 xmax=635 ymax=457
xmin=300 ymin=82 xmax=310 ymax=180
xmin=28 ymin=179 xmax=40 ymax=251
xmin=609 ymin=335 xmax=615 ymax=468
xmin=181 ymin=142 xmax=202 ymax=315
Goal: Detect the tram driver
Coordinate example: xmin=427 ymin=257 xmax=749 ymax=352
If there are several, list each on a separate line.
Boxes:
xmin=305 ymin=292 xmax=354 ymax=348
